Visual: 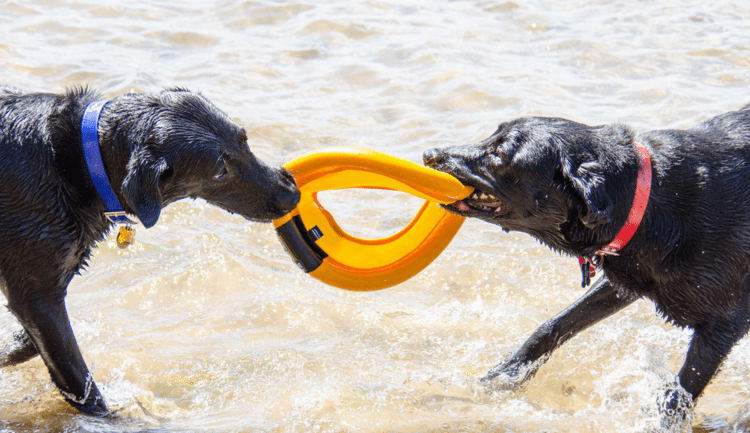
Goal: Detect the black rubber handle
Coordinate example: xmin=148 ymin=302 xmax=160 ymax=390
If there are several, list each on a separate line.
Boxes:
xmin=275 ymin=215 xmax=328 ymax=273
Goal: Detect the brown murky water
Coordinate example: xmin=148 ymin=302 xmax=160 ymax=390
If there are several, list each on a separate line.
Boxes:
xmin=1 ymin=1 xmax=750 ymax=432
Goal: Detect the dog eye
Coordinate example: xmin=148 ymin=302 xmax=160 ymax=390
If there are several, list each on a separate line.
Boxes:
xmin=490 ymin=151 xmax=508 ymax=167
xmin=213 ymin=160 xmax=228 ymax=180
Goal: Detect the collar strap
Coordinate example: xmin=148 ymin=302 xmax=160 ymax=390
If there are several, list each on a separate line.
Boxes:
xmin=81 ymin=100 xmax=137 ymax=225
xmin=596 ymin=141 xmax=651 ymax=255
xmin=578 ymin=141 xmax=651 ymax=287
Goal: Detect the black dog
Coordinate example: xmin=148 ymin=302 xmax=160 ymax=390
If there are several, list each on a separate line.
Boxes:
xmin=424 ymin=104 xmax=750 ymax=413
xmin=0 ymin=86 xmax=299 ymax=415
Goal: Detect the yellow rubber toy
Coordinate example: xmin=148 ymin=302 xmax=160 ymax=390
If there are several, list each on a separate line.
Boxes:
xmin=273 ymin=147 xmax=473 ymax=291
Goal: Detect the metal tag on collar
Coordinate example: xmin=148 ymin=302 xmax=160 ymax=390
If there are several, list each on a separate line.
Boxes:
xmin=106 ymin=212 xmax=138 ymax=248
xmin=117 ymin=225 xmax=136 ymax=248
xmin=578 ymin=256 xmax=596 ymax=288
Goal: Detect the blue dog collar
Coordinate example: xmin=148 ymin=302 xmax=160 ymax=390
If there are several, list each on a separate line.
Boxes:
xmin=81 ymin=100 xmax=138 ymax=225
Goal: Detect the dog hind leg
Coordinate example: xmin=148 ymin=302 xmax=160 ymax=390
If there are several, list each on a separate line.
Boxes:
xmin=677 ymin=298 xmax=750 ymax=402
xmin=481 ymin=277 xmax=636 ymax=389
xmin=654 ymin=302 xmax=750 ymax=424
xmin=0 ymin=329 xmax=38 ymax=367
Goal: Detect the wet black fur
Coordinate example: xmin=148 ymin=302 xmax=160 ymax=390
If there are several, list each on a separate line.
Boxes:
xmin=424 ymin=103 xmax=750 ymax=411
xmin=0 ymin=86 xmax=299 ymax=415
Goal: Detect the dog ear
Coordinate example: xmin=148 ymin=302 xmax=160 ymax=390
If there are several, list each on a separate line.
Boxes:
xmin=121 ymin=147 xmax=170 ymax=229
xmin=561 ymin=157 xmax=613 ymax=229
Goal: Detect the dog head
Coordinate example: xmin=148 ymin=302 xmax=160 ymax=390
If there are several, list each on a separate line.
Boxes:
xmin=424 ymin=117 xmax=637 ymax=254
xmin=104 ymin=89 xmax=299 ymax=228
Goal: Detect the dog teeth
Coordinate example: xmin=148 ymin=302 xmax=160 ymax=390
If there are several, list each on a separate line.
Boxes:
xmin=469 ymin=191 xmax=499 ymax=202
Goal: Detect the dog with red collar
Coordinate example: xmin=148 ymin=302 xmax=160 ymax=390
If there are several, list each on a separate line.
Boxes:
xmin=424 ymin=105 xmax=750 ymax=419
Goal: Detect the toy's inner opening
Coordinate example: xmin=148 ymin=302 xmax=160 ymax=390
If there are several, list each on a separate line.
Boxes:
xmin=315 ymin=188 xmax=425 ymax=239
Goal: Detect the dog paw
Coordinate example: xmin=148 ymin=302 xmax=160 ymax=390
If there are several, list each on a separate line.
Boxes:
xmin=637 ymin=382 xmax=694 ymax=432
xmin=479 ymin=355 xmax=548 ymax=391
xmin=655 ymin=383 xmax=694 ymax=428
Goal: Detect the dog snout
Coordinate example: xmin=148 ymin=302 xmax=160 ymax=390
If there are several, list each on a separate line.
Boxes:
xmin=423 ymin=148 xmax=445 ymax=168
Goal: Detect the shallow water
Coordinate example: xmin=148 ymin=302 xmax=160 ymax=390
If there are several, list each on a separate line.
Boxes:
xmin=1 ymin=0 xmax=750 ymax=431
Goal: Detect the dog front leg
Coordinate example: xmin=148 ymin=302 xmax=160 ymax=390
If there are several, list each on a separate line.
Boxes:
xmin=481 ymin=277 xmax=636 ymax=389
xmin=11 ymin=296 xmax=108 ymax=416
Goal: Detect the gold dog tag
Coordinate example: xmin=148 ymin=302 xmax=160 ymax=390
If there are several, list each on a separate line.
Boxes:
xmin=117 ymin=225 xmax=136 ymax=249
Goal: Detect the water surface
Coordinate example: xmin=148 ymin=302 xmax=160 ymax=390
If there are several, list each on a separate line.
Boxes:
xmin=1 ymin=1 xmax=750 ymax=432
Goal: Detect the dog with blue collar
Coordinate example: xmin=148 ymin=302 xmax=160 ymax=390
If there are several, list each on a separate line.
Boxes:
xmin=0 ymin=86 xmax=299 ymax=415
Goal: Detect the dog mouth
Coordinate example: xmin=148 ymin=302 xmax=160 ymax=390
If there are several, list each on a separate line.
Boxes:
xmin=450 ymin=190 xmax=503 ymax=214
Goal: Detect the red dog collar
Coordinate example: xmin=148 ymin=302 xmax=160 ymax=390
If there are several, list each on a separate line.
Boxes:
xmin=579 ymin=142 xmax=652 ymax=287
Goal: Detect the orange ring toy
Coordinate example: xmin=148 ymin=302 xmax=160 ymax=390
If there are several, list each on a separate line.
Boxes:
xmin=273 ymin=147 xmax=473 ymax=291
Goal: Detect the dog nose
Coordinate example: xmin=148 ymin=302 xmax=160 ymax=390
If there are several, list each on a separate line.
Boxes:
xmin=277 ymin=168 xmax=301 ymax=213
xmin=423 ymin=148 xmax=444 ymax=167
xmin=277 ymin=188 xmax=300 ymax=214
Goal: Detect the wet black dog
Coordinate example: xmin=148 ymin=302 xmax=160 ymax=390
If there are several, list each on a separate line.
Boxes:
xmin=424 ymin=104 xmax=750 ymax=413
xmin=0 ymin=86 xmax=299 ymax=415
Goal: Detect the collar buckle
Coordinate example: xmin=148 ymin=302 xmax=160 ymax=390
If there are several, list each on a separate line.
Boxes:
xmin=595 ymin=246 xmax=620 ymax=256
xmin=104 ymin=211 xmax=138 ymax=225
